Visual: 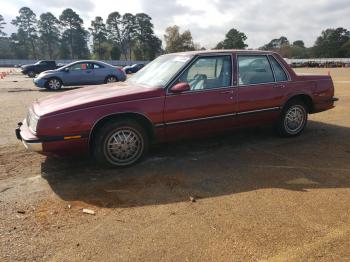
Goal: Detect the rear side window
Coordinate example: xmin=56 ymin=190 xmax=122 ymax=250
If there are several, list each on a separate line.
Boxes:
xmin=93 ymin=63 xmax=103 ymax=69
xmin=238 ymin=55 xmax=274 ymax=85
xmin=269 ymin=56 xmax=288 ymax=82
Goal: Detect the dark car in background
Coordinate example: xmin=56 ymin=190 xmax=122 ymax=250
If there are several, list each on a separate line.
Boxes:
xmin=123 ymin=63 xmax=145 ymax=74
xmin=21 ymin=60 xmax=62 ymax=78
xmin=33 ymin=60 xmax=127 ymax=90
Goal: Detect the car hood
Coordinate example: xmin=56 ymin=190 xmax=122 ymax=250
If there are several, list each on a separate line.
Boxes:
xmin=37 ymin=70 xmax=59 ymax=78
xmin=22 ymin=64 xmax=35 ymax=69
xmin=33 ymin=82 xmax=164 ymax=117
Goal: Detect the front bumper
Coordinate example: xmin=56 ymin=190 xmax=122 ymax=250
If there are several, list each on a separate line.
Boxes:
xmin=33 ymin=78 xmax=47 ymax=88
xmin=16 ymin=121 xmax=43 ymax=152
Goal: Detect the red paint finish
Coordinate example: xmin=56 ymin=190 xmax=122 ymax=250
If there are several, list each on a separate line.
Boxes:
xmin=164 ymin=87 xmax=237 ymax=139
xmin=18 ymin=50 xmax=337 ymax=156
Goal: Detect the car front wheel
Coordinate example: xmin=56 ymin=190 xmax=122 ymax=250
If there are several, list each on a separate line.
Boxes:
xmin=93 ymin=120 xmax=149 ymax=167
xmin=278 ymin=100 xmax=308 ymax=137
xmin=46 ymin=78 xmax=62 ymax=90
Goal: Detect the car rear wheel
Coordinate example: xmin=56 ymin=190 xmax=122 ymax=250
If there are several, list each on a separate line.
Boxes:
xmin=46 ymin=78 xmax=62 ymax=90
xmin=93 ymin=120 xmax=149 ymax=167
xmin=27 ymin=71 xmax=36 ymax=78
xmin=278 ymin=100 xmax=308 ymax=137
xmin=105 ymin=76 xmax=117 ymax=83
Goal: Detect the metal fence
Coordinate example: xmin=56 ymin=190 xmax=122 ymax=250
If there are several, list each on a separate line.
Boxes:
xmin=0 ymin=59 xmax=149 ymax=67
xmin=285 ymin=58 xmax=350 ymax=65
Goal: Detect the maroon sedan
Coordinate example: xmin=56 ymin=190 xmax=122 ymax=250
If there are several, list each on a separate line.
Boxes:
xmin=16 ymin=50 xmax=337 ymax=167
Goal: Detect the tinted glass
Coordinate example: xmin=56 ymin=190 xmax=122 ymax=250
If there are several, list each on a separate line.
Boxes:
xmin=269 ymin=56 xmax=288 ymax=82
xmin=70 ymin=63 xmax=93 ymax=70
xmin=93 ymin=63 xmax=103 ymax=69
xmin=179 ymin=56 xmax=232 ymax=91
xmin=238 ymin=56 xmax=274 ymax=85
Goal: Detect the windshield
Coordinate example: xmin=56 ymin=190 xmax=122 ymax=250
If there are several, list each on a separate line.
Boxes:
xmin=127 ymin=54 xmax=192 ymax=87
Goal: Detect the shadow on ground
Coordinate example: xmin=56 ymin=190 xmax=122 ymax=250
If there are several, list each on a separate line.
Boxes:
xmin=42 ymin=121 xmax=350 ymax=208
xmin=39 ymin=86 xmax=82 ymax=92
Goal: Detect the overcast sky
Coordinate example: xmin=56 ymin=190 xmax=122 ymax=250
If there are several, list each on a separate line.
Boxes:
xmin=1 ymin=0 xmax=349 ymax=48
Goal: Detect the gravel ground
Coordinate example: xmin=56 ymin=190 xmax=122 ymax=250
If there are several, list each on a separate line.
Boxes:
xmin=0 ymin=68 xmax=350 ymax=261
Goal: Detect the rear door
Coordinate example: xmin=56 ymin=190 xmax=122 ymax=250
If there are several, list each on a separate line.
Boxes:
xmin=164 ymin=54 xmax=237 ymax=139
xmin=92 ymin=63 xmax=107 ymax=84
xmin=236 ymin=54 xmax=289 ymax=126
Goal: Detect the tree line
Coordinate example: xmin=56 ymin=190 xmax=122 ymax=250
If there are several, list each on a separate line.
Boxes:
xmin=1 ymin=8 xmax=350 ymax=60
xmin=0 ymin=8 xmax=162 ymax=60
xmin=163 ymin=26 xmax=350 ymax=59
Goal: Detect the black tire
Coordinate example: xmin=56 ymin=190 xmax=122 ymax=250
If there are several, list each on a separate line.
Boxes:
xmin=277 ymin=99 xmax=308 ymax=137
xmin=105 ymin=75 xmax=118 ymax=83
xmin=93 ymin=119 xmax=149 ymax=167
xmin=46 ymin=78 xmax=62 ymax=90
xmin=27 ymin=71 xmax=36 ymax=78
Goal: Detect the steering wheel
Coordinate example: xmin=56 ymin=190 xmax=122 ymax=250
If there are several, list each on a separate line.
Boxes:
xmin=190 ymin=74 xmax=207 ymax=90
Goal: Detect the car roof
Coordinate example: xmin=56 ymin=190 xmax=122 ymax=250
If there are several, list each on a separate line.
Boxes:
xmin=69 ymin=60 xmax=114 ymax=66
xmin=166 ymin=49 xmax=276 ymax=56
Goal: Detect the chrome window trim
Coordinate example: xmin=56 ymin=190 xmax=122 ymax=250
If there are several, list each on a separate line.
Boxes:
xmin=267 ymin=55 xmax=277 ymax=82
xmin=166 ymin=85 xmax=236 ymax=96
xmin=165 ymin=53 xmax=235 ymax=95
xmin=236 ymin=54 xmax=277 ymax=87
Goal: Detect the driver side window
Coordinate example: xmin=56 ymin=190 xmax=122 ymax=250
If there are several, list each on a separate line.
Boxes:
xmin=179 ymin=56 xmax=232 ymax=91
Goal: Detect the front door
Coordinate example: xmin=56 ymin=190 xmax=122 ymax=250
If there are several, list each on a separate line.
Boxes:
xmin=236 ymin=54 xmax=289 ymax=126
xmin=164 ymin=54 xmax=237 ymax=140
xmin=64 ymin=62 xmax=95 ymax=85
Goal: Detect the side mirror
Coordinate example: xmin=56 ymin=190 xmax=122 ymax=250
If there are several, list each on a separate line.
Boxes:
xmin=170 ymin=82 xmax=190 ymax=93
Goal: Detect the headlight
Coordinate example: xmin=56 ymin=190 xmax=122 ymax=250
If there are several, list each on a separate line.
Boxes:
xmin=26 ymin=108 xmax=39 ymax=133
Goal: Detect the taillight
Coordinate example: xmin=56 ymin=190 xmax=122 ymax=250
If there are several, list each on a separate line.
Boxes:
xmin=116 ymin=67 xmax=125 ymax=74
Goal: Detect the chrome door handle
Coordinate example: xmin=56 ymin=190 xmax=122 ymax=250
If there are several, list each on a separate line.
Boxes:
xmin=220 ymin=90 xmax=233 ymax=94
xmin=275 ymin=84 xmax=286 ymax=89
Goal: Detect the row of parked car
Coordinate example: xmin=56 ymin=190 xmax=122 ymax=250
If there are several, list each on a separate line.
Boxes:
xmin=20 ymin=60 xmax=145 ymax=90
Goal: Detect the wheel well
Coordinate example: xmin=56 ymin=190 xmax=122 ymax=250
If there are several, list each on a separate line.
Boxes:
xmin=105 ymin=75 xmax=118 ymax=83
xmin=284 ymin=94 xmax=314 ymax=113
xmin=89 ymin=113 xmax=155 ymax=149
xmin=47 ymin=76 xmax=62 ymax=81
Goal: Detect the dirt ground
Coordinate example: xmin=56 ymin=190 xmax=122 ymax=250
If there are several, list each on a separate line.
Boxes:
xmin=0 ymin=68 xmax=350 ymax=261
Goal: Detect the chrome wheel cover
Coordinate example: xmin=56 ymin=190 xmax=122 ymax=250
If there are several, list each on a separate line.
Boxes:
xmin=107 ymin=76 xmax=116 ymax=83
xmin=48 ymin=79 xmax=61 ymax=89
xmin=105 ymin=128 xmax=144 ymax=166
xmin=284 ymin=105 xmax=306 ymax=134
